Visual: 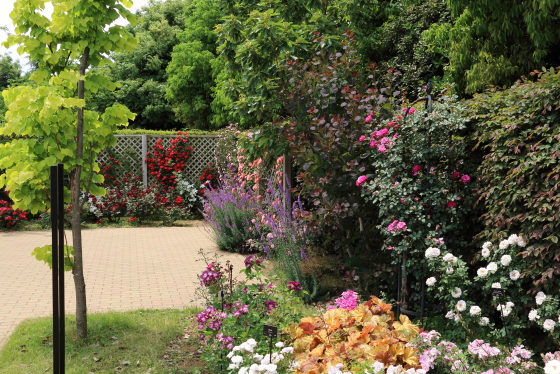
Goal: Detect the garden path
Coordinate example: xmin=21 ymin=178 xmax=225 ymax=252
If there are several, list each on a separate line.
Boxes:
xmin=0 ymin=223 xmax=247 ymax=348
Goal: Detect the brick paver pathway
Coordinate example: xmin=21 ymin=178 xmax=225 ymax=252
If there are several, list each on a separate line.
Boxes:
xmin=0 ymin=223 xmax=246 ymax=348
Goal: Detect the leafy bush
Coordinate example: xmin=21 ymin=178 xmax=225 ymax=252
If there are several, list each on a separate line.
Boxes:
xmin=287 ymin=295 xmax=421 ymax=373
xmin=467 ymin=70 xmax=560 ymax=290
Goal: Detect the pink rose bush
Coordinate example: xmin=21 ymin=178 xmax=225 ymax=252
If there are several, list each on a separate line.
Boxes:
xmin=356 ymin=175 xmax=368 ymax=187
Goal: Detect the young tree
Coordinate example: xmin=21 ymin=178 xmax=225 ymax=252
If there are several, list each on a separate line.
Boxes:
xmin=0 ymin=0 xmax=137 ymax=338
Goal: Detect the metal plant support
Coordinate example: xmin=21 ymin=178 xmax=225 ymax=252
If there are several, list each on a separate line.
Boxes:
xmin=395 ymin=82 xmax=444 ymax=326
xmin=51 ymin=163 xmax=66 ymax=374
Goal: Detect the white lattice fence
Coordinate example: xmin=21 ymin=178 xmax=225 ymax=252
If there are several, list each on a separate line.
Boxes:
xmin=97 ymin=134 xmax=218 ymax=188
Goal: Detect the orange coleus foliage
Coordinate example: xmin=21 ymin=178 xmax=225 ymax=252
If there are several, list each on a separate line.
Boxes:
xmin=287 ymin=296 xmax=421 ymax=373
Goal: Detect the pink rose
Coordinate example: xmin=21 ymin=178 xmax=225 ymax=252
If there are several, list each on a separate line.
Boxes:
xmin=452 ymin=172 xmax=461 ymax=179
xmin=377 ymin=145 xmax=387 ymax=152
xmin=461 ymin=175 xmax=471 ymax=183
xmin=412 ymin=165 xmax=422 ymax=176
xmin=370 ymin=140 xmax=378 ymax=148
xmin=396 ymin=221 xmax=407 ymax=230
xmin=359 ymin=135 xmax=366 ymax=142
xmin=365 ymin=115 xmax=373 ymax=123
xmin=356 ymin=175 xmax=368 ymax=187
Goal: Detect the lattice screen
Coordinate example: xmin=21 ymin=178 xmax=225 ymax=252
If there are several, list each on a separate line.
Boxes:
xmin=97 ymin=134 xmax=218 ymax=187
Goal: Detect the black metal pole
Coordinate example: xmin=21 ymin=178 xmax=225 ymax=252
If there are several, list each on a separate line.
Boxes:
xmin=57 ymin=164 xmax=65 ymax=373
xmin=50 ymin=165 xmax=60 ymax=374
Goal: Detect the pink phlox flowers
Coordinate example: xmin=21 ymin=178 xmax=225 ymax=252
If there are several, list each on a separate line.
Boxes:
xmin=356 ymin=175 xmax=368 ymax=187
xmin=419 ymin=348 xmax=440 ymax=371
xmin=335 ymin=290 xmax=359 ymax=311
xmin=468 ymin=339 xmax=501 ymax=359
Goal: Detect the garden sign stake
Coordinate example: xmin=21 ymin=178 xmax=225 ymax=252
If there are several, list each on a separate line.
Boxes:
xmin=51 ymin=164 xmax=66 ymax=374
xmin=263 ymin=325 xmax=278 ymax=362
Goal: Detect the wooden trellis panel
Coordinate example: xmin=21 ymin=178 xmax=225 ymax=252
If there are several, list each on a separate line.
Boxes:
xmin=97 ymin=134 xmax=218 ymax=188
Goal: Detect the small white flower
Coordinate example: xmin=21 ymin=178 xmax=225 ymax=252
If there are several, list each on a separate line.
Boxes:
xmin=529 ymin=309 xmax=540 ymax=321
xmin=481 ymin=248 xmax=491 ymax=258
xmin=544 ymin=360 xmax=560 ymax=374
xmin=446 ymin=267 xmax=454 ymax=274
xmin=281 ymin=347 xmax=294 ymax=354
xmin=456 ymin=300 xmax=466 ymax=312
xmin=499 ymin=240 xmax=510 ymax=250
xmin=426 ymin=277 xmax=436 ymax=286
xmin=510 ymin=270 xmax=520 ymax=280
xmin=544 ymin=319 xmax=556 ymax=331
xmin=506 ymin=301 xmax=514 ymax=308
xmin=470 ymin=305 xmax=482 ymax=316
xmin=508 ymin=234 xmax=519 ymax=245
xmin=536 ymin=291 xmax=547 ymax=305
xmin=487 ymin=262 xmax=498 ymax=272
xmin=231 ymin=355 xmax=244 ymax=364
xmin=517 ymin=236 xmax=528 ymax=247
xmin=477 ymin=267 xmax=489 ymax=278
xmin=371 ymin=361 xmax=385 ymax=374
xmin=246 ymin=338 xmax=257 ymax=347
xmin=229 ymin=363 xmax=240 ymax=370
xmin=445 ymin=311 xmax=456 ymax=319
xmin=451 ymin=287 xmax=462 ymax=298
xmin=491 ymin=282 xmax=502 ymax=289
xmin=501 ymin=255 xmax=512 ymax=267
xmin=480 ymin=317 xmax=490 ymax=326
xmin=482 ymin=241 xmax=493 ymax=250
xmin=425 ymin=247 xmax=441 ymax=259
xmin=275 ymin=342 xmax=284 ymax=348
xmin=239 ymin=367 xmax=249 ymax=374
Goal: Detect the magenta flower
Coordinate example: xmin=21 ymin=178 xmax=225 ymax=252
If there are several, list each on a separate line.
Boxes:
xmin=370 ymin=140 xmax=377 ymax=148
xmin=387 ymin=246 xmax=394 ymax=251
xmin=387 ymin=121 xmax=396 ymax=127
xmin=365 ymin=114 xmax=373 ymax=123
xmin=356 ymin=175 xmax=368 ymax=187
xmin=335 ymin=290 xmax=359 ymax=311
xmin=451 ymin=172 xmax=461 ymax=179
xmin=287 ymin=281 xmax=303 ymax=291
xmin=359 ymin=135 xmax=366 ymax=142
xmin=265 ymin=300 xmax=277 ymax=311
xmin=396 ymin=221 xmax=407 ymax=230
xmin=377 ymin=145 xmax=387 ymax=152
xmin=461 ymin=175 xmax=471 ymax=183
xmin=408 ymin=108 xmax=416 ymax=114
xmin=412 ymin=165 xmax=422 ymax=176
xmin=388 ymin=220 xmax=407 ymax=232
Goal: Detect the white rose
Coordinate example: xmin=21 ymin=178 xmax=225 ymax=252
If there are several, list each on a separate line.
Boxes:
xmin=509 ymin=270 xmax=520 ymax=281
xmin=491 ymin=282 xmax=502 ymax=289
xmin=445 ymin=311 xmax=456 ymax=319
xmin=544 ymin=360 xmax=560 ymax=374
xmin=477 ymin=267 xmax=489 ymax=278
xmin=231 ymin=355 xmax=244 ymax=364
xmin=482 ymin=241 xmax=492 ymax=250
xmin=481 ymin=248 xmax=490 ymax=258
xmin=501 ymin=255 xmax=512 ymax=266
xmin=425 ymin=247 xmax=441 ymax=259
xmin=544 ymin=319 xmax=556 ymax=331
xmin=456 ymin=300 xmax=466 ymax=312
xmin=487 ymin=262 xmax=498 ymax=272
xmin=470 ymin=306 xmax=481 ymax=316
xmin=442 ymin=253 xmax=455 ymax=263
xmin=451 ymin=287 xmax=462 ymax=298
xmin=275 ymin=342 xmax=284 ymax=348
xmin=446 ymin=267 xmax=454 ymax=274
xmin=536 ymin=292 xmax=547 ymax=305
xmin=508 ymin=234 xmax=519 ymax=245
xmin=479 ymin=317 xmax=490 ymax=326
xmin=499 ymin=240 xmax=510 ymax=250
xmin=517 ymin=237 xmax=527 ymax=247
xmin=528 ymin=309 xmax=540 ymax=321
xmin=426 ymin=277 xmax=437 ymax=286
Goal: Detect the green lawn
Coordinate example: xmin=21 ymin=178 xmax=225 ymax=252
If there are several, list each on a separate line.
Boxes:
xmin=0 ymin=308 xmax=205 ymax=374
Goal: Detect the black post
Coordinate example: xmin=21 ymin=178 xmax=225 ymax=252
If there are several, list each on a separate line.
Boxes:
xmin=50 ymin=165 xmax=59 ymax=374
xmin=51 ymin=164 xmax=65 ymax=374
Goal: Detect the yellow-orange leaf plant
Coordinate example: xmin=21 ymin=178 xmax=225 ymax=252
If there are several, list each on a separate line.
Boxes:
xmin=287 ymin=296 xmax=421 ymax=373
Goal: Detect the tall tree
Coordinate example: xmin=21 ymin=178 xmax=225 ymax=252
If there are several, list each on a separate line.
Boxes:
xmin=0 ymin=54 xmax=24 ymax=123
xmin=89 ymin=0 xmax=188 ymax=130
xmin=426 ymin=0 xmax=560 ymax=94
xmin=1 ymin=0 xmax=136 ymax=338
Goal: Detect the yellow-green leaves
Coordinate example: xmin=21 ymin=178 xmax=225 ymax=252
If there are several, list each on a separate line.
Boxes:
xmin=32 ymin=245 xmax=75 ymax=271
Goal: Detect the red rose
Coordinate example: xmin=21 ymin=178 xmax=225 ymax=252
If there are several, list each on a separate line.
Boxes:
xmin=447 ymin=201 xmax=457 ymax=208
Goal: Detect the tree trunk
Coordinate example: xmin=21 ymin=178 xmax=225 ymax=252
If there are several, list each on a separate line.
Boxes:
xmin=71 ymin=46 xmax=90 ymax=340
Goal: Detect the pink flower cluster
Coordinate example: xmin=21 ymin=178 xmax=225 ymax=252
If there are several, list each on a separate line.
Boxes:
xmin=370 ymin=128 xmax=395 ymax=152
xmin=334 ymin=290 xmax=360 ymax=311
xmin=287 ymin=281 xmax=303 ymax=291
xmin=452 ymin=172 xmax=471 ymax=183
xmin=199 ymin=262 xmax=223 ymax=286
xmin=197 ymin=306 xmax=227 ymax=331
xmin=468 ymin=339 xmax=501 ymax=359
xmin=387 ymin=220 xmax=407 ymax=232
xmin=356 ymin=175 xmax=368 ymax=187
xmin=231 ymin=301 xmax=250 ymax=318
xmin=505 ymin=345 xmax=532 ymax=365
xmin=402 ymin=107 xmax=417 ymax=114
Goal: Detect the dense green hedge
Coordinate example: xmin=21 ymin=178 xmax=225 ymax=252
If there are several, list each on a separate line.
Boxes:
xmin=466 ymin=70 xmax=560 ymax=291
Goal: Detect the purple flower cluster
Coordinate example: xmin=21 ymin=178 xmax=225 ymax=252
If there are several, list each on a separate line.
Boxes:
xmin=287 ymin=281 xmax=303 ymax=291
xmin=199 ymin=262 xmax=222 ymax=287
xmin=244 ymin=254 xmax=262 ymax=269
xmin=216 ymin=332 xmax=235 ymax=350
xmin=265 ymin=300 xmax=277 ymax=312
xmin=231 ymin=302 xmax=250 ymax=318
xmin=196 ymin=306 xmax=227 ymax=331
xmin=335 ymin=290 xmax=359 ymax=311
